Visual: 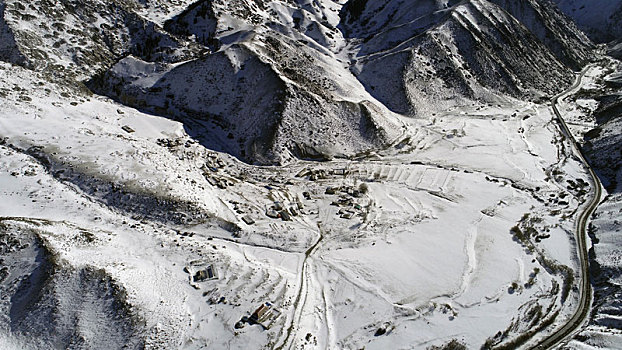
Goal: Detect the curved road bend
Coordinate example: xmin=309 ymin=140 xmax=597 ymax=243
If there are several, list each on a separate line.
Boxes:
xmin=529 ymin=65 xmax=603 ymax=349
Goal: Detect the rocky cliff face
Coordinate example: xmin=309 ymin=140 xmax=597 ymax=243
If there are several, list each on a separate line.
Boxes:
xmin=0 ymin=0 xmax=595 ymax=163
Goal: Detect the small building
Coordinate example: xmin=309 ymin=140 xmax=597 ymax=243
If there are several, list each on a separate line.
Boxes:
xmin=289 ymin=207 xmax=298 ymax=216
xmin=242 ymin=215 xmax=255 ymax=225
xmin=279 ymin=210 xmax=291 ymax=221
xmin=250 ymin=303 xmax=271 ymax=323
xmin=340 ymin=212 xmax=354 ymax=219
xmin=325 ymin=187 xmax=337 ymax=195
xmin=339 ymin=197 xmax=353 ymax=206
xmin=266 ymin=208 xmax=280 ymax=218
xmin=296 ymin=168 xmax=311 ymax=178
xmin=205 ymin=176 xmax=217 ymax=187
xmin=192 ymin=264 xmax=218 ymax=282
xmin=121 ymin=125 xmax=135 ymax=133
xmin=249 ymin=302 xmax=281 ymax=329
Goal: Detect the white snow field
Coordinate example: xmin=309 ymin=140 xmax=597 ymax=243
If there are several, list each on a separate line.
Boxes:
xmin=0 ymin=0 xmax=611 ymax=349
xmin=0 ymin=56 xmax=595 ymax=349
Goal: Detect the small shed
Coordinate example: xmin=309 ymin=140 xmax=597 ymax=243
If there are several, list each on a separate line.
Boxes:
xmin=249 ymin=302 xmax=281 ymax=329
xmin=279 ymin=210 xmax=291 ymax=221
xmin=273 ymin=201 xmax=284 ymax=211
xmin=266 ymin=208 xmax=280 ymax=218
xmin=193 ymin=264 xmax=218 ymax=282
xmin=186 ymin=261 xmax=219 ymax=287
xmin=242 ymin=215 xmax=255 ymax=225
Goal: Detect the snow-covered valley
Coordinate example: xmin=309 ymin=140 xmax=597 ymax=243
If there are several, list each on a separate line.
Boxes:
xmin=0 ymin=0 xmax=619 ymax=349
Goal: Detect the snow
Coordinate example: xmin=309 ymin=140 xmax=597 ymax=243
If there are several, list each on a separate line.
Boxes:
xmin=0 ymin=55 xmax=595 ymax=348
xmin=110 ymin=57 xmax=176 ymax=89
xmin=555 ymin=58 xmax=622 ymax=349
xmin=0 ymin=0 xmax=611 ymax=349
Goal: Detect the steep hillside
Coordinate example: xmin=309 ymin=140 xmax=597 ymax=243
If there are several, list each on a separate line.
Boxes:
xmin=1 ymin=0 xmax=596 ymax=164
xmin=0 ymin=0 xmax=199 ymax=80
xmin=0 ymin=222 xmax=145 ymax=350
xmin=584 ymin=93 xmax=622 ymax=193
xmin=88 ymin=37 xmax=403 ymax=164
xmin=581 ymin=71 xmax=622 ymax=346
xmin=343 ymin=0 xmax=593 ymax=115
xmin=554 ymin=0 xmax=622 ymax=43
xmin=489 ymin=0 xmax=592 ymax=69
xmin=88 ymin=0 xmax=405 ymax=164
xmin=552 ymin=60 xmax=622 ymax=349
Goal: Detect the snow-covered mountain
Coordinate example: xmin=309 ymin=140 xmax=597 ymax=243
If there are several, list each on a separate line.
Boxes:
xmin=344 ymin=0 xmax=593 ymax=116
xmin=0 ymin=0 xmax=594 ymax=164
xmin=1 ymin=0 xmax=616 ymax=349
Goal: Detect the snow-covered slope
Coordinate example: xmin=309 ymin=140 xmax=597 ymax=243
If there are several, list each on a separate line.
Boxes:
xmin=343 ymin=0 xmax=593 ymax=116
xmin=554 ymin=0 xmax=622 ymax=43
xmin=1 ymin=225 xmax=144 ymax=350
xmin=88 ymin=39 xmax=403 ymax=164
xmin=0 ymin=59 xmax=598 ymax=348
xmin=489 ymin=0 xmax=592 ymax=69
xmin=0 ymin=0 xmax=594 ymax=164
xmin=0 ymin=0 xmax=202 ymax=80
xmin=0 ymin=0 xmax=610 ymax=349
xmin=577 ymin=68 xmax=622 ymax=348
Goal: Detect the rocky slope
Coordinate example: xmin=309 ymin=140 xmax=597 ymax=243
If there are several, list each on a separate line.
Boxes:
xmin=554 ymin=0 xmax=622 ymax=58
xmin=554 ymin=0 xmax=622 ymax=44
xmin=345 ymin=0 xmax=593 ymax=115
xmin=0 ymin=220 xmax=144 ymax=350
xmin=0 ymin=0 xmax=200 ymax=80
xmin=554 ymin=60 xmax=622 ymax=349
xmin=581 ymin=66 xmax=622 ymax=347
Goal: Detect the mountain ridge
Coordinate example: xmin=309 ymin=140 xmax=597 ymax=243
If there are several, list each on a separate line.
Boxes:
xmin=0 ymin=0 xmax=596 ymax=163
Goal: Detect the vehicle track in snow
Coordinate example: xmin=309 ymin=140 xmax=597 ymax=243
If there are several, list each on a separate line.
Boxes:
xmin=273 ymin=210 xmax=328 ymax=350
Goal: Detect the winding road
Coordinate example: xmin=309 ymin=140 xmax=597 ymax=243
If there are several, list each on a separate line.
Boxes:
xmin=529 ymin=65 xmax=603 ymax=349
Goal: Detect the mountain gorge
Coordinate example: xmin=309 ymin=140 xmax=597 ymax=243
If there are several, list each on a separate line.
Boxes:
xmin=2 ymin=0 xmax=619 ymax=349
